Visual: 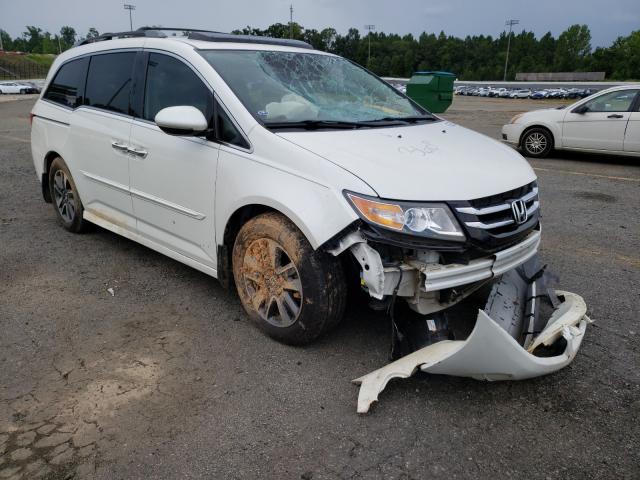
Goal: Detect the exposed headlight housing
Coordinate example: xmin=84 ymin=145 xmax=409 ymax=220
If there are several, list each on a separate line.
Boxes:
xmin=509 ymin=113 xmax=524 ymax=124
xmin=345 ymin=192 xmax=465 ymax=241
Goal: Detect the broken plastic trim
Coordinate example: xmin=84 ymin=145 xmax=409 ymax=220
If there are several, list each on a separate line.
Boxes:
xmin=353 ymin=290 xmax=591 ymax=414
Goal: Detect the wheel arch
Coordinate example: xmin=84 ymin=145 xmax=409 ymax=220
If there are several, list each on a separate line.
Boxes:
xmin=41 ymin=150 xmax=62 ymax=203
xmin=519 ymin=124 xmax=556 ymax=150
xmin=217 ymin=202 xmax=311 ymax=290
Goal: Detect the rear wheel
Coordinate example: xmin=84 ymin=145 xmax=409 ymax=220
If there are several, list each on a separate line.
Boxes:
xmin=49 ymin=157 xmax=88 ymax=233
xmin=232 ymin=212 xmax=346 ymax=345
xmin=521 ymin=128 xmax=553 ymax=158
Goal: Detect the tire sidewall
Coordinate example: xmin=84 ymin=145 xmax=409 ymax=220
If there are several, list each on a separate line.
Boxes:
xmin=49 ymin=157 xmax=85 ymax=232
xmin=522 ymin=128 xmax=553 ymax=158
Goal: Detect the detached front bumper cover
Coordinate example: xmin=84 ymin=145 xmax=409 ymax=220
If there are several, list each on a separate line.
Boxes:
xmin=353 ymin=290 xmax=592 ymax=414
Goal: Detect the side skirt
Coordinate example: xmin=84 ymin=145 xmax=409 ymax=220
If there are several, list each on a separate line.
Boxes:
xmin=83 ymin=210 xmax=218 ymax=279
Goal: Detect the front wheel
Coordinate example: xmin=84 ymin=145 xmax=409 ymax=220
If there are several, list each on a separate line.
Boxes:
xmin=232 ymin=212 xmax=346 ymax=345
xmin=521 ymin=128 xmax=553 ymax=158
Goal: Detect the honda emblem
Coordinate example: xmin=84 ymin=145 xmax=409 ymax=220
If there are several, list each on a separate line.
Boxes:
xmin=511 ymin=199 xmax=528 ymax=224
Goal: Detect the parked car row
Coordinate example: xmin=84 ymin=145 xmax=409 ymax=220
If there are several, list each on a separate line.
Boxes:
xmin=455 ymin=85 xmax=597 ymax=99
xmin=0 ymin=81 xmax=41 ymax=94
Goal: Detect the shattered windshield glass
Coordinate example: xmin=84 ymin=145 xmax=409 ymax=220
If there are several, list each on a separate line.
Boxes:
xmin=200 ymin=50 xmax=428 ymax=125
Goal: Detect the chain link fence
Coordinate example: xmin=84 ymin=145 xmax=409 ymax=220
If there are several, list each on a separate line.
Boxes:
xmin=0 ymin=55 xmax=50 ymax=80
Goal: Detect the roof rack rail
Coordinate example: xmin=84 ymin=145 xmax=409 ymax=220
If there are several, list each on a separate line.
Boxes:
xmin=187 ymin=31 xmax=313 ymax=50
xmin=75 ymin=27 xmax=314 ymax=50
xmin=76 ymin=29 xmax=158 ymax=46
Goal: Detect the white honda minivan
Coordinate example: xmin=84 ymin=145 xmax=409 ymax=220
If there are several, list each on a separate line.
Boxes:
xmin=31 ymin=29 xmax=589 ymax=389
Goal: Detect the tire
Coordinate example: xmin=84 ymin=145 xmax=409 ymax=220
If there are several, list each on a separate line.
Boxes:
xmin=20 ymin=89 xmax=27 ymax=95
xmin=48 ymin=157 xmax=88 ymax=233
xmin=521 ymin=127 xmax=553 ymax=158
xmin=232 ymin=212 xmax=346 ymax=345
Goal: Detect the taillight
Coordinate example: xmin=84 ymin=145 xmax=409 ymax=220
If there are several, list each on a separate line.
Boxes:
xmin=29 ymin=113 xmax=34 ymax=127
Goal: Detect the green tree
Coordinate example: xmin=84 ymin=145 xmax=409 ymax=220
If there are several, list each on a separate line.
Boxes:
xmin=0 ymin=29 xmax=13 ymax=50
xmin=60 ymin=26 xmax=76 ymax=49
xmin=554 ymin=24 xmax=591 ymax=71
xmin=23 ymin=26 xmax=43 ymax=53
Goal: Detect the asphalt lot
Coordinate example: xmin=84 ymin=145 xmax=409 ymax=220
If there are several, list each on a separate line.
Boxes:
xmin=1 ymin=95 xmax=639 ymax=479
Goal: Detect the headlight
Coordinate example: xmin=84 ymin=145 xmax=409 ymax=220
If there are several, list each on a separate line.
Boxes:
xmin=509 ymin=113 xmax=524 ymax=124
xmin=345 ymin=192 xmax=465 ymax=240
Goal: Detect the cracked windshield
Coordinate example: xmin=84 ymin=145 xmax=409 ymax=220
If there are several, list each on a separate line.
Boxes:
xmin=201 ymin=50 xmax=426 ymax=124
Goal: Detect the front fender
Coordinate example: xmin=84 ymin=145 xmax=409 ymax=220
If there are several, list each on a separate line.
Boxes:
xmin=214 ymin=143 xmax=373 ymax=250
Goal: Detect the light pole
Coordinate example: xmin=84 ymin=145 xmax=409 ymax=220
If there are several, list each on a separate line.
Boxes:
xmin=124 ymin=4 xmax=136 ymax=31
xmin=503 ymin=19 xmax=519 ymax=81
xmin=364 ymin=24 xmax=376 ymax=68
xmin=289 ymin=4 xmax=294 ymax=39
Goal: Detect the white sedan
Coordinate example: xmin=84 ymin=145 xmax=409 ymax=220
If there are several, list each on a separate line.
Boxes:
xmin=502 ymin=85 xmax=640 ymax=158
xmin=0 ymin=82 xmax=31 ymax=94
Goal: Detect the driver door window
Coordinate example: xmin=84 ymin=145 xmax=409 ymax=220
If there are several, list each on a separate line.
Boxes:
xmin=582 ymin=90 xmax=637 ymax=113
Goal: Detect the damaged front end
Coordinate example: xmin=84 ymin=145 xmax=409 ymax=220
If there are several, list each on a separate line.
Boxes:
xmin=328 ymin=217 xmax=591 ymax=413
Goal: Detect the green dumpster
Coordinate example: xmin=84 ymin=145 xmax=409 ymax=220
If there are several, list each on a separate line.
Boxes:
xmin=405 ymin=71 xmax=456 ymax=113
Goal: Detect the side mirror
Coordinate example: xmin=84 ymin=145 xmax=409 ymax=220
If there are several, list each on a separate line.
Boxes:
xmin=155 ymin=106 xmax=209 ymax=136
xmin=573 ymin=105 xmax=589 ymax=114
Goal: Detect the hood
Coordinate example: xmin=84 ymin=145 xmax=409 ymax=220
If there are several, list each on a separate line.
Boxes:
xmin=521 ymin=107 xmax=568 ymax=120
xmin=277 ymin=121 xmax=536 ymax=201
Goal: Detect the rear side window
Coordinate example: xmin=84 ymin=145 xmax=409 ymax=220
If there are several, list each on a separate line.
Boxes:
xmin=44 ymin=57 xmax=89 ymax=108
xmin=84 ymin=52 xmax=136 ymax=115
xmin=143 ymin=53 xmax=212 ymax=122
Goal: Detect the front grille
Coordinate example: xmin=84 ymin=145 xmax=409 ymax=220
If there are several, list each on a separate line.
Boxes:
xmin=448 ymin=182 xmax=540 ymax=251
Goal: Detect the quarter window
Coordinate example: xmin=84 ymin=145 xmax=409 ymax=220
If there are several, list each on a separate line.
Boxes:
xmin=143 ymin=53 xmax=212 ymax=122
xmin=216 ymin=104 xmax=249 ymax=148
xmin=584 ymin=90 xmax=639 ymax=113
xmin=43 ymin=57 xmax=89 ymax=108
xmin=84 ymin=52 xmax=136 ymax=115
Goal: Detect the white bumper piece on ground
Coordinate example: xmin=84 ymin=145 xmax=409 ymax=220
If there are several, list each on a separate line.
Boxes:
xmin=353 ymin=290 xmax=591 ymax=414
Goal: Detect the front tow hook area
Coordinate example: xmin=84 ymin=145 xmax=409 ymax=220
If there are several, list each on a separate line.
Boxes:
xmin=352 ymin=258 xmax=592 ymax=414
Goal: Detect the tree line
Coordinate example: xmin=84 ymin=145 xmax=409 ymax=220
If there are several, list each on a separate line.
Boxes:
xmin=1 ymin=24 xmax=638 ymax=80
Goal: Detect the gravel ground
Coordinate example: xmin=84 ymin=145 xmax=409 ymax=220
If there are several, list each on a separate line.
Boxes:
xmin=1 ymin=96 xmax=639 ymax=480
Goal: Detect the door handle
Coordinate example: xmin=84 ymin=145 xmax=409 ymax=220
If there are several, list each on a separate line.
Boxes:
xmin=127 ymin=147 xmax=148 ymax=158
xmin=111 ymin=141 xmax=129 ymax=151
xmin=607 ymin=114 xmax=624 ymax=118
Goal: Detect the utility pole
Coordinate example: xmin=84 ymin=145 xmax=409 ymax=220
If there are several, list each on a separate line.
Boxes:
xmin=0 ymin=31 xmax=4 ymax=51
xmin=289 ymin=4 xmax=294 ymax=39
xmin=57 ymin=36 xmax=62 ymax=53
xmin=364 ymin=25 xmax=375 ymax=68
xmin=124 ymin=4 xmax=136 ymax=31
xmin=503 ymin=19 xmax=519 ymax=81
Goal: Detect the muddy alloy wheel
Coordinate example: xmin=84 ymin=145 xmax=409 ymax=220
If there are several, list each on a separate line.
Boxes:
xmin=49 ymin=157 xmax=87 ymax=233
xmin=232 ymin=212 xmax=346 ymax=345
xmin=241 ymin=237 xmax=303 ymax=328
xmin=522 ymin=128 xmax=553 ymax=158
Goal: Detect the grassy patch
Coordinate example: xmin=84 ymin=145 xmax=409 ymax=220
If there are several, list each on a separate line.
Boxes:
xmin=24 ymin=54 xmax=57 ymax=68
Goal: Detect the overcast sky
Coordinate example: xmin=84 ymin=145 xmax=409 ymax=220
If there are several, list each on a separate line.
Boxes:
xmin=2 ymin=0 xmax=638 ymax=47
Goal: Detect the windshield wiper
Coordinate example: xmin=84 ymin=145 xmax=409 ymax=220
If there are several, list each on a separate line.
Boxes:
xmin=263 ymin=120 xmax=367 ymax=130
xmin=368 ymin=115 xmax=438 ymax=124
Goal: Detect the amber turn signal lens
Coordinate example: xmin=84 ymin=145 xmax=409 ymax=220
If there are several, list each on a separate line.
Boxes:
xmin=347 ymin=194 xmax=404 ymax=231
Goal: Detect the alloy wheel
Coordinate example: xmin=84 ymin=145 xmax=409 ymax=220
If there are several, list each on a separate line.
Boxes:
xmin=241 ymin=238 xmax=303 ymax=328
xmin=525 ymin=132 xmax=547 ymax=155
xmin=52 ymin=170 xmax=76 ymax=223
